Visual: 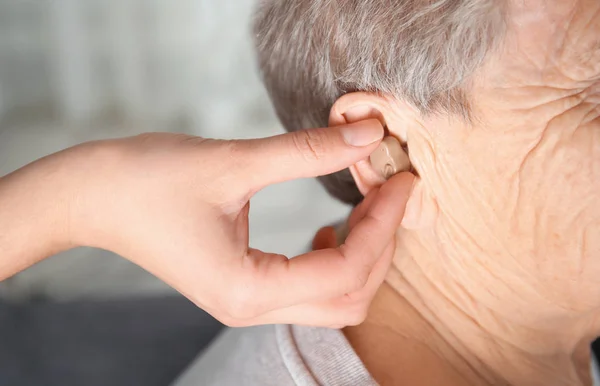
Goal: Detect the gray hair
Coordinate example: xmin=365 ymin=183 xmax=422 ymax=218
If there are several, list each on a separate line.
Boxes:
xmin=254 ymin=0 xmax=506 ymax=205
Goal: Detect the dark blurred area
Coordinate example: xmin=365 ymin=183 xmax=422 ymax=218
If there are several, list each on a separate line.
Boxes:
xmin=0 ymin=297 xmax=223 ymax=386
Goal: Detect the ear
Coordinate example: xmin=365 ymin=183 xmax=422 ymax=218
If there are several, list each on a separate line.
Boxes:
xmin=330 ymin=92 xmax=437 ymax=230
xmin=329 ymin=92 xmax=407 ymax=195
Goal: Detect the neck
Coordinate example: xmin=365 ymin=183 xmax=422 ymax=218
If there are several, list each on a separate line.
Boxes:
xmin=345 ymin=231 xmax=596 ymax=386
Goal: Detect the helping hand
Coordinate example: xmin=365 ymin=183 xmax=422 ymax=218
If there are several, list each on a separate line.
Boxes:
xmin=66 ymin=120 xmax=414 ymax=327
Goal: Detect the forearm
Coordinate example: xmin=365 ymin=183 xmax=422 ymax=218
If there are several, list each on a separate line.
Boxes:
xmin=0 ymin=151 xmax=75 ymax=280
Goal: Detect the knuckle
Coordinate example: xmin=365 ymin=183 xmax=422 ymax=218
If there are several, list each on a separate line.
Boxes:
xmin=213 ymin=140 xmax=243 ymax=168
xmin=178 ymin=133 xmax=207 ymax=143
xmin=220 ymin=139 xmax=242 ymax=157
xmin=205 ymin=140 xmax=249 ymax=199
xmin=133 ymin=132 xmax=158 ymax=143
xmin=292 ymin=130 xmax=327 ymax=162
xmin=221 ymin=141 xmax=251 ymax=186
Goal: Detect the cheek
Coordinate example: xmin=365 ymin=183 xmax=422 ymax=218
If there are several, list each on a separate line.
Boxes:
xmin=516 ymin=127 xmax=599 ymax=245
xmin=503 ymin=124 xmax=600 ymax=306
xmin=428 ymin=125 xmax=599 ymax=258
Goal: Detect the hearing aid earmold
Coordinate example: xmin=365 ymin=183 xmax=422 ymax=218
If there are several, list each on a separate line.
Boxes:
xmin=369 ymin=136 xmax=412 ymax=180
xmin=331 ymin=136 xmax=410 ymax=246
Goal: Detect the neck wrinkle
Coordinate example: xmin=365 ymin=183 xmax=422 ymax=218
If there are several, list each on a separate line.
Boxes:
xmin=383 ymin=231 xmax=593 ymax=386
xmin=385 ymin=265 xmax=503 ymax=385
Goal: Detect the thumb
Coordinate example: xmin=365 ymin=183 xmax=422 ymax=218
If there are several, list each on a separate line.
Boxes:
xmin=235 ymin=119 xmax=384 ymax=190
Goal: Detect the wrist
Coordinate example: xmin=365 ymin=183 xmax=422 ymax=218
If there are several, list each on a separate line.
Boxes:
xmin=0 ymin=139 xmax=126 ymax=280
xmin=62 ymin=139 xmax=126 ymax=251
xmin=0 ymin=150 xmax=77 ymax=278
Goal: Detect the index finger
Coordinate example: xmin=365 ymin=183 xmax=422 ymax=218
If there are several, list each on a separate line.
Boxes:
xmin=234 ymin=119 xmax=384 ymax=191
xmin=250 ymin=172 xmax=415 ymax=312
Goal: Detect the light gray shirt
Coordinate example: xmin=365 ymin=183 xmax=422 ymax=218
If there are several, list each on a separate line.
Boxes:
xmin=173 ymin=324 xmax=600 ymax=386
xmin=172 ymin=324 xmax=378 ymax=386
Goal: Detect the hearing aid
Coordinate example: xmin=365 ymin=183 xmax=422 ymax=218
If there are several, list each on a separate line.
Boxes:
xmin=369 ymin=136 xmax=411 ymax=180
xmin=331 ymin=137 xmax=410 ymax=246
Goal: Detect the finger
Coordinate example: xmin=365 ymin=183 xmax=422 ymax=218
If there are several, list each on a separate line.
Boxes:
xmin=246 ymin=172 xmax=415 ymax=312
xmin=354 ymin=240 xmax=396 ymax=299
xmin=235 ymin=119 xmax=384 ymax=190
xmin=221 ymin=300 xmax=359 ymax=328
xmin=322 ymin=187 xmax=382 ymax=249
xmin=226 ymin=242 xmax=396 ymax=327
xmin=308 ymin=167 xmax=391 ymax=254
xmin=347 ymin=185 xmax=380 ymax=230
xmin=232 ymin=300 xmax=366 ymax=328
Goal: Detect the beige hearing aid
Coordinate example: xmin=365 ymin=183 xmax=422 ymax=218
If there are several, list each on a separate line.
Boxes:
xmin=331 ymin=137 xmax=410 ymax=246
xmin=369 ymin=136 xmax=411 ymax=180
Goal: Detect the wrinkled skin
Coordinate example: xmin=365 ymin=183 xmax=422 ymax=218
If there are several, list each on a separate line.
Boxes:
xmin=341 ymin=1 xmax=600 ymax=385
xmin=409 ymin=0 xmax=600 ymax=328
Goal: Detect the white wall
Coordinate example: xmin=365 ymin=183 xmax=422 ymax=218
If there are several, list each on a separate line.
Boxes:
xmin=0 ymin=0 xmax=267 ymax=131
xmin=0 ymin=1 xmax=54 ymax=116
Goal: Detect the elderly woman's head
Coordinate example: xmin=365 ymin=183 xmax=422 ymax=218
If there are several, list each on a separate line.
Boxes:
xmin=254 ymin=1 xmax=600 ymax=383
xmin=255 ymin=0 xmax=599 ymax=319
xmin=255 ymin=0 xmax=506 ymax=203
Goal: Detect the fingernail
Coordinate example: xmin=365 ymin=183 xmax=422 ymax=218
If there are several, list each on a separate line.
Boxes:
xmin=341 ymin=121 xmax=384 ymax=147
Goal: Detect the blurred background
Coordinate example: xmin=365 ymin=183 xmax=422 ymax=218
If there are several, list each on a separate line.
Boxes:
xmin=0 ymin=1 xmax=350 ymax=385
